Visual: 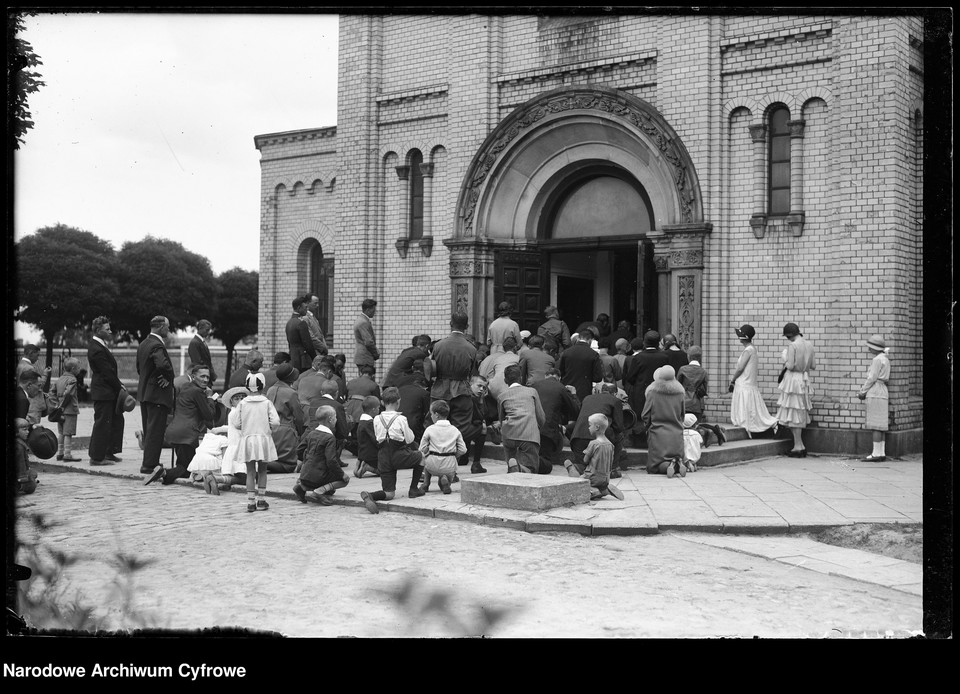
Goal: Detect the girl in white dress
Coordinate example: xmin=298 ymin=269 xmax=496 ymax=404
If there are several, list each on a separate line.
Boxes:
xmin=230 ymin=373 xmax=280 ymax=512
xmin=776 ymin=322 xmax=816 ymax=457
xmin=197 ymin=387 xmax=249 ymax=495
xmin=728 ymin=324 xmax=779 ymax=437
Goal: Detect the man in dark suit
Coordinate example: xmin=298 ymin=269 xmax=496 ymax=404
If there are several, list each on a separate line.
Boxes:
xmin=568 ymin=381 xmax=625 ymax=473
xmin=138 ymin=315 xmax=175 ymax=478
xmin=187 ymin=318 xmax=217 ymax=385
xmin=531 ymin=367 xmax=581 ymax=474
xmin=430 ymin=313 xmax=478 ymax=442
xmin=623 ymin=330 xmax=670 ymax=446
xmin=398 ymin=373 xmax=432 ymax=444
xmin=662 ymin=333 xmax=689 ymax=372
xmin=87 ymin=316 xmax=128 ymax=466
xmin=382 ymin=334 xmax=432 ymax=388
xmin=557 ymin=329 xmax=604 ymax=402
xmin=286 ymin=297 xmax=316 ymax=371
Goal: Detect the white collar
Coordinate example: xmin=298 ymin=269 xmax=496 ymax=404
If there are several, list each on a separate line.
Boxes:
xmin=315 ymin=424 xmax=333 ymax=435
xmin=689 ymin=360 xmax=701 ymax=366
xmin=322 ymin=394 xmax=336 ymax=400
xmin=508 ymin=382 xmax=522 ymax=388
xmin=93 ymin=336 xmax=107 ymax=347
xmin=359 ymin=413 xmax=373 ymax=421
xmin=149 ymin=332 xmax=165 ymax=342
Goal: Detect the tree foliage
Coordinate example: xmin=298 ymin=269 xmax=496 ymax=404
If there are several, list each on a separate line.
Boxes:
xmin=7 ymin=12 xmax=46 ymax=151
xmin=14 ymin=225 xmax=120 ymax=365
xmin=111 ymin=237 xmax=217 ymax=343
xmin=213 ymin=267 xmax=259 ymax=386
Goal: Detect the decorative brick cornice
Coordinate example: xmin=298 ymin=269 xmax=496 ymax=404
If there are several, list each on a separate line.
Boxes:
xmin=254 ymin=126 xmax=337 ymax=150
xmin=376 ymin=84 xmax=448 ymax=106
xmin=496 ymin=51 xmax=656 ymax=87
xmin=788 ymin=119 xmax=806 ymax=138
xmin=720 ymin=24 xmax=832 ymax=53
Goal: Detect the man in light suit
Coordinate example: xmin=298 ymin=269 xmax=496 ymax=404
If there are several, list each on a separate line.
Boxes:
xmin=87 ymin=316 xmax=128 ymax=466
xmin=353 ymin=298 xmax=380 ymax=374
xmin=187 ymin=318 xmax=217 ymax=385
xmin=138 ymin=315 xmax=175 ymax=478
xmin=496 ymin=363 xmax=545 ymax=474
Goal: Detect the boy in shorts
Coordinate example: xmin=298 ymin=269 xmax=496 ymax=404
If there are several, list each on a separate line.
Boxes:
xmin=353 ymin=395 xmax=382 ymax=478
xmin=564 ymin=413 xmax=624 ymax=500
xmin=361 ymin=387 xmax=425 ymax=514
xmin=418 ymin=400 xmax=467 ymax=494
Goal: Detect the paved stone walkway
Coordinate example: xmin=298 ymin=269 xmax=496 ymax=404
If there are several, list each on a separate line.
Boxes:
xmin=30 ymin=405 xmax=924 ymax=597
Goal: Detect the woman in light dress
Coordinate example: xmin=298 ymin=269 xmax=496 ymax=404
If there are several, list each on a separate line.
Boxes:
xmin=776 ymin=322 xmax=816 ymax=457
xmin=857 ymin=334 xmax=890 ymax=462
xmin=728 ymin=324 xmax=779 ymax=437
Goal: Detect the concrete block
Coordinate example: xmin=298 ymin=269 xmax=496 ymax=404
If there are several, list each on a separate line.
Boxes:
xmin=460 ymin=473 xmax=590 ymax=511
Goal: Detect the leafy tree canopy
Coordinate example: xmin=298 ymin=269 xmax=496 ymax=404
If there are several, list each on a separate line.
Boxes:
xmin=7 ymin=12 xmax=46 ymax=150
xmin=15 ymin=224 xmax=120 ymax=363
xmin=214 ymin=267 xmax=259 ymax=349
xmin=111 ymin=237 xmax=217 ymax=342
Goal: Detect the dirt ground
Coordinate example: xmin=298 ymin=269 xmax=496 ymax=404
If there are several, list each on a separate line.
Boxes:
xmin=805 ymin=524 xmax=923 ymax=564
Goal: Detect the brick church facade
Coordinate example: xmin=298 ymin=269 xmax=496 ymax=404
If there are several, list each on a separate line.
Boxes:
xmin=255 ymin=13 xmax=925 ymax=454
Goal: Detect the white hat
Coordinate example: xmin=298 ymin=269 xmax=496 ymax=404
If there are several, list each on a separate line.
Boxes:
xmin=683 ymin=413 xmax=698 ymax=428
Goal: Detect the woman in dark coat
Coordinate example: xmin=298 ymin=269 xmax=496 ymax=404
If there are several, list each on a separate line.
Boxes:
xmin=641 ymin=365 xmax=686 ymax=477
xmin=265 ymin=363 xmax=305 ymax=473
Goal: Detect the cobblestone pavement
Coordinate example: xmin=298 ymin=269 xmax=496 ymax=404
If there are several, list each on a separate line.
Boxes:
xmin=14 ymin=471 xmax=922 ymax=638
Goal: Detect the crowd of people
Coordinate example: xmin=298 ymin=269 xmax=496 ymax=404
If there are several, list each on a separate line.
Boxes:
xmin=14 ymin=294 xmax=893 ymax=504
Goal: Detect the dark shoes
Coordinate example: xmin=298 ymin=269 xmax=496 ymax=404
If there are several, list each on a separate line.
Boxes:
xmin=105 ymin=454 xmax=123 ymax=462
xmin=861 ymin=455 xmax=886 ymax=462
xmin=361 ymin=491 xmax=380 ymax=515
xmin=716 ymin=428 xmax=727 ymax=446
xmin=247 ymin=502 xmax=257 ymax=513
xmin=471 ymin=462 xmax=487 ymax=474
xmin=610 ymin=469 xmax=622 ymax=479
xmin=144 ymin=467 xmax=165 ymax=485
xmin=90 ymin=459 xmax=113 ymax=466
xmin=310 ymin=492 xmax=333 ymax=506
xmin=256 ymin=499 xmax=270 ymax=511
xmin=293 ymin=483 xmax=307 ymax=503
xmin=62 ymin=455 xmax=81 ymax=462
xmin=787 ymin=449 xmax=808 ymax=458
xmin=606 ymin=484 xmax=624 ymax=500
xmin=438 ymin=476 xmax=452 ymax=494
xmin=507 ymin=458 xmax=520 ymax=473
xmin=408 ymin=488 xmax=426 ymax=499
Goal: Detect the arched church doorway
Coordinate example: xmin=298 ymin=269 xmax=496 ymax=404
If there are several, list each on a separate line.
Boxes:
xmin=298 ymin=238 xmax=335 ymax=342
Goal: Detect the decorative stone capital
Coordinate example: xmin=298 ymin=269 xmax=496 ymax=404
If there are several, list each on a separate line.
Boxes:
xmin=787 ymin=212 xmax=805 ymax=237
xmin=449 ymin=258 xmax=490 ymax=278
xmin=787 ymin=119 xmax=806 ymax=138
xmin=653 ymin=254 xmax=671 ymax=272
xmin=395 ymin=238 xmax=410 ymax=258
xmin=419 ymin=162 xmax=435 ymax=178
xmin=395 ymin=165 xmax=410 ymax=181
xmin=748 ymin=124 xmax=767 ymax=143
xmin=669 ymin=249 xmax=704 ymax=269
xmin=750 ymin=214 xmax=767 ymax=239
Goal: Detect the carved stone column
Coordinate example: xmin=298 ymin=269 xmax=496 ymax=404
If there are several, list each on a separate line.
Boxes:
xmin=444 ymin=238 xmax=495 ymax=338
xmin=748 ymin=123 xmax=768 ymax=238
xmin=658 ymin=223 xmax=712 ymax=350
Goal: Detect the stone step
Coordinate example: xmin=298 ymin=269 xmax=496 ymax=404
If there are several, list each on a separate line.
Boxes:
xmin=481 ymin=433 xmax=791 ymax=470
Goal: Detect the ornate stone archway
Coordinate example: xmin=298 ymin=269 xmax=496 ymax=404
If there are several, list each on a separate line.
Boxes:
xmin=446 ymin=86 xmax=712 ymax=346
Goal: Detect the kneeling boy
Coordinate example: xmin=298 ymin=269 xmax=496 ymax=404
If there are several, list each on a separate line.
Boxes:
xmin=418 ymin=400 xmax=467 ymax=494
xmin=361 ymin=387 xmax=425 ymax=514
xmin=294 ymin=405 xmax=350 ymax=506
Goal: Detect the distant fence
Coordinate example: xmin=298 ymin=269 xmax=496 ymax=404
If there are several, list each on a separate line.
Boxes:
xmin=14 ymin=346 xmax=253 ymax=394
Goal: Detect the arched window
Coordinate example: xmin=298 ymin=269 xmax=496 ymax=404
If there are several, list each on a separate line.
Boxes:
xmin=309 ymin=243 xmax=334 ymax=337
xmin=408 ymin=149 xmax=424 ymax=240
xmin=768 ymin=105 xmax=791 ymax=215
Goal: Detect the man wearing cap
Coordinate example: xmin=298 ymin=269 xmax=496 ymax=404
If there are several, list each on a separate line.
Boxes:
xmin=353 ymin=298 xmax=380 ymax=374
xmin=623 ymin=330 xmax=670 ymax=445
xmin=87 ymin=316 xmax=128 ymax=466
xmin=286 ymin=297 xmax=316 ymax=371
xmin=776 ymin=322 xmax=816 ymax=456
xmin=382 ymin=334 xmax=432 ymax=388
xmin=537 ymin=305 xmax=571 ymax=356
xmin=487 ymin=301 xmax=521 ymax=354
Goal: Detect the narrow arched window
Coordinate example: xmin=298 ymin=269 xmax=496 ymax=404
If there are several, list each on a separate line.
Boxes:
xmin=409 ymin=149 xmax=424 ymax=240
xmin=309 ymin=243 xmax=334 ymax=337
xmin=768 ymin=106 xmax=791 ymax=215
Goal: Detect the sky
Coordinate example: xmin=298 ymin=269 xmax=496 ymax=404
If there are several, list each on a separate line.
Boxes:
xmin=12 ymin=11 xmax=340 ymax=340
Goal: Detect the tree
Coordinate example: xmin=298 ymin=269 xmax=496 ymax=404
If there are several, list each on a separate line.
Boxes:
xmin=14 ymin=225 xmax=120 ymax=367
xmin=7 ymin=12 xmax=46 ymax=151
xmin=213 ymin=268 xmax=259 ymax=387
xmin=111 ymin=237 xmax=217 ymax=343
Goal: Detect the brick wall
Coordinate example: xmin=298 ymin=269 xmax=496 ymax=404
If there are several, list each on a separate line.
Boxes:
xmin=257 ymin=12 xmax=924 ymax=436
